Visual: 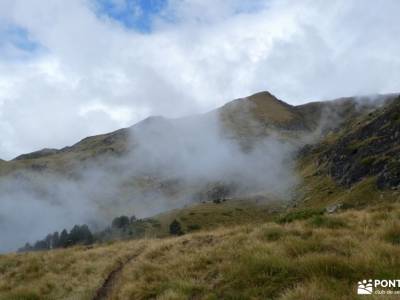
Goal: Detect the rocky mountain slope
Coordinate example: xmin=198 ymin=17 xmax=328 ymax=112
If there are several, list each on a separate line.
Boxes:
xmin=294 ymin=95 xmax=399 ymax=212
xmin=315 ymin=99 xmax=400 ymax=189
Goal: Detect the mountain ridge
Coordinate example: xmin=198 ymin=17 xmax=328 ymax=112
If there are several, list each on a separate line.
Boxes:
xmin=6 ymin=91 xmax=398 ymax=164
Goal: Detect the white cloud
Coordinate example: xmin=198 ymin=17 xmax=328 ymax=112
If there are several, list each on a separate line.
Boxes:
xmin=0 ymin=0 xmax=399 ymax=159
xmin=78 ymin=101 xmax=141 ymax=125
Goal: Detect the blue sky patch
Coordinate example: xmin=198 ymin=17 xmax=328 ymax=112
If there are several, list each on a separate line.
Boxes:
xmin=94 ymin=0 xmax=168 ymax=32
xmin=233 ymin=1 xmax=271 ymax=15
xmin=0 ymin=24 xmax=42 ymax=60
xmin=0 ymin=25 xmax=39 ymax=51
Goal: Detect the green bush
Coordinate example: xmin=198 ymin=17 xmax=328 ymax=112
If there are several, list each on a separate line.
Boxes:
xmin=169 ymin=219 xmax=184 ymax=236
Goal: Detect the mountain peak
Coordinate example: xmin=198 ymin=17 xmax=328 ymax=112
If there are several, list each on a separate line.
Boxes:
xmin=247 ymin=90 xmax=280 ymax=99
xmin=219 ymin=91 xmax=303 ymax=132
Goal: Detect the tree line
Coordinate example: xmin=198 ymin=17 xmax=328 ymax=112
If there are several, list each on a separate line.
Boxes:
xmin=18 ymin=214 xmax=184 ymax=252
xmin=18 ymin=215 xmax=138 ymax=252
xmin=18 ymin=224 xmax=94 ymax=252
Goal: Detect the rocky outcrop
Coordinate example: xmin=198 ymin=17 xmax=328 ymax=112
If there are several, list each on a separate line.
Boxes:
xmin=310 ymin=97 xmax=400 ymax=189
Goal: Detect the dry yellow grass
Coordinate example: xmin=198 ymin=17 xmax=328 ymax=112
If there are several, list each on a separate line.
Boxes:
xmin=1 ymin=204 xmax=400 ymax=300
xmin=114 ymin=205 xmax=400 ymax=299
xmin=0 ymin=240 xmax=146 ymax=300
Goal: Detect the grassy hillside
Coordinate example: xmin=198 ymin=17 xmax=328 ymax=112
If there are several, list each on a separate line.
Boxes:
xmin=1 ymin=203 xmax=400 ymax=299
xmin=98 ymin=198 xmax=285 ymax=242
xmin=219 ymin=91 xmax=309 ymax=136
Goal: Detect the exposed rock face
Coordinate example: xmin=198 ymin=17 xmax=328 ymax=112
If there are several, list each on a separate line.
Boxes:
xmin=313 ymin=97 xmax=400 ymax=189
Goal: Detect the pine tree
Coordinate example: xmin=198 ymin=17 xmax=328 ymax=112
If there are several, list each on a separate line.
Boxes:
xmin=59 ymin=229 xmax=69 ymax=248
xmin=80 ymin=224 xmax=94 ymax=245
xmin=112 ymin=216 xmax=130 ymax=229
xmin=130 ymin=215 xmax=137 ymax=224
xmin=52 ymin=231 xmax=60 ymax=249
xmin=34 ymin=240 xmax=48 ymax=250
xmin=169 ymin=219 xmax=183 ymax=236
xmin=45 ymin=234 xmax=52 ymax=249
xmin=69 ymin=225 xmax=81 ymax=245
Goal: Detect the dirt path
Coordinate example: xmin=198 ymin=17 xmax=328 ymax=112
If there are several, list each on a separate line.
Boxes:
xmin=92 ymin=253 xmax=139 ymax=300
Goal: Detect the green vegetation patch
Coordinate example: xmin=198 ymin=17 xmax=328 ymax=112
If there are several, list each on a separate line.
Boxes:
xmin=346 ymin=136 xmax=380 ymax=152
xmin=187 ymin=224 xmax=201 ymax=231
xmin=308 ymin=215 xmax=347 ymax=229
xmin=276 ymin=208 xmax=324 ymax=224
xmin=0 ymin=291 xmax=41 ymax=300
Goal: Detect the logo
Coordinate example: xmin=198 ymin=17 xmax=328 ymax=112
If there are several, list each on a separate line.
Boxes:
xmin=358 ymin=279 xmax=373 ymax=295
xmin=357 ymin=279 xmax=400 ymax=295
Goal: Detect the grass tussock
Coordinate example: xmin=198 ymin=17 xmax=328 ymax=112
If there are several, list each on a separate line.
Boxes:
xmin=381 ymin=220 xmax=400 ymax=245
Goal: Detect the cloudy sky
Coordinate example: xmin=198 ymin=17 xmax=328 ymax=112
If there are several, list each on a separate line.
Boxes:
xmin=0 ymin=0 xmax=399 ymax=159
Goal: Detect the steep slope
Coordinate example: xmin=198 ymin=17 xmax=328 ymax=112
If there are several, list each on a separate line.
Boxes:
xmin=296 ymin=95 xmax=400 ymax=209
xmin=324 ymin=98 xmax=400 ymax=189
